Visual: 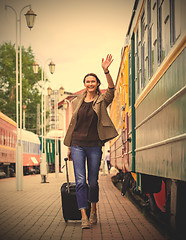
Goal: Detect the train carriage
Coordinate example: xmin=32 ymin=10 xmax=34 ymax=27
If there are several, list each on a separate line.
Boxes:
xmin=0 ymin=111 xmax=41 ymax=176
xmin=20 ymin=129 xmax=40 ymax=174
xmin=0 ymin=111 xmax=17 ymax=177
xmin=0 ymin=111 xmax=17 ymax=163
xmin=110 ymin=0 xmax=186 ymax=234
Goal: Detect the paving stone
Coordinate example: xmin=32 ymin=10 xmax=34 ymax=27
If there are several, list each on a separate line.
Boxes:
xmin=0 ymin=171 xmax=167 ymax=240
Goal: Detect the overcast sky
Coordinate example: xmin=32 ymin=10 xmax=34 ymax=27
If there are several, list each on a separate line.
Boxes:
xmin=0 ymin=0 xmax=134 ymax=93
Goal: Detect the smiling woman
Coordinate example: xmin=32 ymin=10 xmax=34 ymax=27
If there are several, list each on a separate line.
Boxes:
xmin=83 ymin=73 xmax=101 ymax=98
xmin=63 ymin=54 xmax=118 ymax=228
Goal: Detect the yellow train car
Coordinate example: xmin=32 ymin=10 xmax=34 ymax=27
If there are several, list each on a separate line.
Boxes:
xmin=110 ymin=45 xmax=130 ymax=172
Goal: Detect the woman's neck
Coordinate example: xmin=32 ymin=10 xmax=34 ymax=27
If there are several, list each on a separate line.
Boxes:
xmin=84 ymin=92 xmax=97 ymax=102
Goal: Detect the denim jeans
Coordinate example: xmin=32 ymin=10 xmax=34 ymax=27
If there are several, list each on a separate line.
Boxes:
xmin=71 ymin=146 xmax=102 ymax=210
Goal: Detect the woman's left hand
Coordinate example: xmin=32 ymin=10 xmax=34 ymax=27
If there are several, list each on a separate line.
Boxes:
xmin=102 ymin=54 xmax=113 ymax=72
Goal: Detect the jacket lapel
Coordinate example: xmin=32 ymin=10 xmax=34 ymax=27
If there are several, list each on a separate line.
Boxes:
xmin=94 ymin=94 xmax=104 ymax=104
xmin=73 ymin=91 xmax=86 ymax=114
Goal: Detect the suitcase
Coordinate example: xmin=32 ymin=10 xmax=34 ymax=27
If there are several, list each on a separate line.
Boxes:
xmin=60 ymin=158 xmax=90 ymax=222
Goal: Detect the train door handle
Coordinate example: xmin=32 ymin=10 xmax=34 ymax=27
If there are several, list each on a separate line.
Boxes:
xmin=127 ymin=137 xmax=132 ymax=143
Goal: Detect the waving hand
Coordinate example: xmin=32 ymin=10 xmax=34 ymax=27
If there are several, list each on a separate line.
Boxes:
xmin=102 ymin=54 xmax=114 ymax=72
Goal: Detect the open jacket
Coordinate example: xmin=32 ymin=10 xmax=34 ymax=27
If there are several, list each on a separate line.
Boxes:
xmin=63 ymin=88 xmax=118 ymax=147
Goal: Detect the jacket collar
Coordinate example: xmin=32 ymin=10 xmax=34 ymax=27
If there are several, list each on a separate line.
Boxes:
xmin=77 ymin=90 xmax=104 ymax=105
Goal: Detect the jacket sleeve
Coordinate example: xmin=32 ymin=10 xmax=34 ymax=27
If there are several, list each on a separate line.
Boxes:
xmin=103 ymin=88 xmax=115 ymax=107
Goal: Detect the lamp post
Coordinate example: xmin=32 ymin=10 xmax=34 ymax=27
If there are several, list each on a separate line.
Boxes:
xmin=5 ymin=4 xmax=37 ymax=191
xmin=33 ymin=60 xmax=55 ymax=183
xmin=23 ymin=105 xmax=27 ymax=130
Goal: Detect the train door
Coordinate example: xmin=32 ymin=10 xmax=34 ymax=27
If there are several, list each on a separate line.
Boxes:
xmin=122 ymin=111 xmax=129 ymax=173
xmin=128 ymin=32 xmax=136 ymax=174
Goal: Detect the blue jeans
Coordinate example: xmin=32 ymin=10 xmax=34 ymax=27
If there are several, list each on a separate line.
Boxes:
xmin=71 ymin=146 xmax=102 ymax=210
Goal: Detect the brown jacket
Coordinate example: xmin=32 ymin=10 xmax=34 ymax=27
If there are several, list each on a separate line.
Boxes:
xmin=63 ymin=88 xmax=118 ymax=147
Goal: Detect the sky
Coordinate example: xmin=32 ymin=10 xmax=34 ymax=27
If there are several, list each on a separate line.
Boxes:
xmin=0 ymin=0 xmax=134 ymax=93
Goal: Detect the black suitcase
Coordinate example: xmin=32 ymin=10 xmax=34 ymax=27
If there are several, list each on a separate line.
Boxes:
xmin=60 ymin=158 xmax=90 ymax=222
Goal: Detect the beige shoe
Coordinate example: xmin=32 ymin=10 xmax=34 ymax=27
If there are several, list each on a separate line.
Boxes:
xmin=89 ymin=212 xmax=97 ymax=224
xmin=81 ymin=218 xmax=90 ymax=229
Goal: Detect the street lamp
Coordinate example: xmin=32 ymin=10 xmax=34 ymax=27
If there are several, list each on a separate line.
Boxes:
xmin=32 ymin=60 xmax=55 ymax=183
xmin=59 ymin=86 xmax=64 ymax=96
xmin=48 ymin=61 xmax=55 ymax=74
xmin=32 ymin=61 xmax=39 ymax=74
xmin=47 ymin=87 xmax=52 ymax=96
xmin=5 ymin=4 xmax=37 ymax=191
xmin=25 ymin=9 xmax=37 ymax=29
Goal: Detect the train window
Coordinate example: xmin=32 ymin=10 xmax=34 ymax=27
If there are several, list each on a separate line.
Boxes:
xmin=12 ymin=134 xmax=14 ymax=147
xmin=12 ymin=134 xmax=15 ymax=147
xmin=12 ymin=134 xmax=15 ymax=148
xmin=31 ymin=143 xmax=34 ymax=154
xmin=157 ymin=0 xmax=163 ymax=64
xmin=9 ymin=132 xmax=11 ymax=146
xmin=170 ymin=0 xmax=175 ymax=46
xmin=2 ymin=129 xmax=4 ymax=145
xmin=5 ymin=131 xmax=7 ymax=146
xmin=157 ymin=0 xmax=181 ymax=64
xmin=24 ymin=142 xmax=26 ymax=152
xmin=36 ymin=144 xmax=39 ymax=155
xmin=174 ymin=0 xmax=181 ymax=41
xmin=12 ymin=134 xmax=13 ymax=147
xmin=8 ymin=131 xmax=10 ymax=146
xmin=24 ymin=141 xmax=26 ymax=153
xmin=9 ymin=132 xmax=11 ymax=147
xmin=26 ymin=142 xmax=27 ymax=153
xmin=157 ymin=0 xmax=170 ymax=63
xmin=162 ymin=0 xmax=171 ymax=61
xmin=151 ymin=0 xmax=158 ymax=73
xmin=6 ymin=131 xmax=8 ymax=146
xmin=23 ymin=141 xmax=25 ymax=152
xmin=141 ymin=11 xmax=146 ymax=89
xmin=5 ymin=130 xmax=7 ymax=145
xmin=170 ymin=0 xmax=181 ymax=46
xmin=135 ymin=29 xmax=140 ymax=95
xmin=30 ymin=142 xmax=32 ymax=153
xmin=147 ymin=0 xmax=152 ymax=79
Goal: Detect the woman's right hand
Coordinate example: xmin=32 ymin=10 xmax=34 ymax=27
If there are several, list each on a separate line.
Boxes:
xmin=67 ymin=148 xmax=72 ymax=161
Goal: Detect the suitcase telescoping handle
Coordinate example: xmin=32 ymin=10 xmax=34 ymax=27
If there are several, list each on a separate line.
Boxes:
xmin=64 ymin=158 xmax=70 ymax=193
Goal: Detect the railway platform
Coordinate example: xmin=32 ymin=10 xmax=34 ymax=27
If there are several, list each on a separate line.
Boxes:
xmin=0 ymin=165 xmax=169 ymax=240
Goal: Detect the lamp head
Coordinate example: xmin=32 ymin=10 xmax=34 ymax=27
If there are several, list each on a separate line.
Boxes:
xmin=32 ymin=61 xmax=39 ymax=74
xmin=25 ymin=9 xmax=37 ymax=30
xmin=59 ymin=86 xmax=64 ymax=96
xmin=47 ymin=87 xmax=52 ymax=96
xmin=49 ymin=61 xmax=55 ymax=74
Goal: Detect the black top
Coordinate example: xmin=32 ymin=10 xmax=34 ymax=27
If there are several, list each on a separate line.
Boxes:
xmin=71 ymin=101 xmax=102 ymax=147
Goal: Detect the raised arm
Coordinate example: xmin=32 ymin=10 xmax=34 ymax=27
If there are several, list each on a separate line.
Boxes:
xmin=101 ymin=54 xmax=115 ymax=89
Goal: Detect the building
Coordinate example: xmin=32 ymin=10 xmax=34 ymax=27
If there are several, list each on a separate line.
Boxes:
xmin=46 ymin=86 xmax=72 ymax=134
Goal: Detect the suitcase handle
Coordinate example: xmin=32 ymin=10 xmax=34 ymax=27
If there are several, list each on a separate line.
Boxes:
xmin=64 ymin=158 xmax=70 ymax=193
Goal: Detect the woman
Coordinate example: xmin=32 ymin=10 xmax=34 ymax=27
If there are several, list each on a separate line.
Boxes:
xmin=64 ymin=54 xmax=118 ymax=229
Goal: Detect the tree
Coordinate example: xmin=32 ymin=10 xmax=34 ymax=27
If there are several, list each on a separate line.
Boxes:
xmin=0 ymin=42 xmax=44 ymax=133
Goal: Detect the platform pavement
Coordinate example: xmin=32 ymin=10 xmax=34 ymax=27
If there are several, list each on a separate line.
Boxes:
xmin=0 ymin=166 xmax=168 ymax=240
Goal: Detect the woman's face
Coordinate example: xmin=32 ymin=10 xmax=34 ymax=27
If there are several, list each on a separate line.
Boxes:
xmin=84 ymin=76 xmax=99 ymax=93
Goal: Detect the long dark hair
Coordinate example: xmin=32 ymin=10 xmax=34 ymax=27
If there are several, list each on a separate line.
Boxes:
xmin=83 ymin=73 xmax=101 ymax=94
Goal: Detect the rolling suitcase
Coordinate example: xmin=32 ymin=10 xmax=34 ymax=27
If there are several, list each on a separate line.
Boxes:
xmin=60 ymin=158 xmax=90 ymax=222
